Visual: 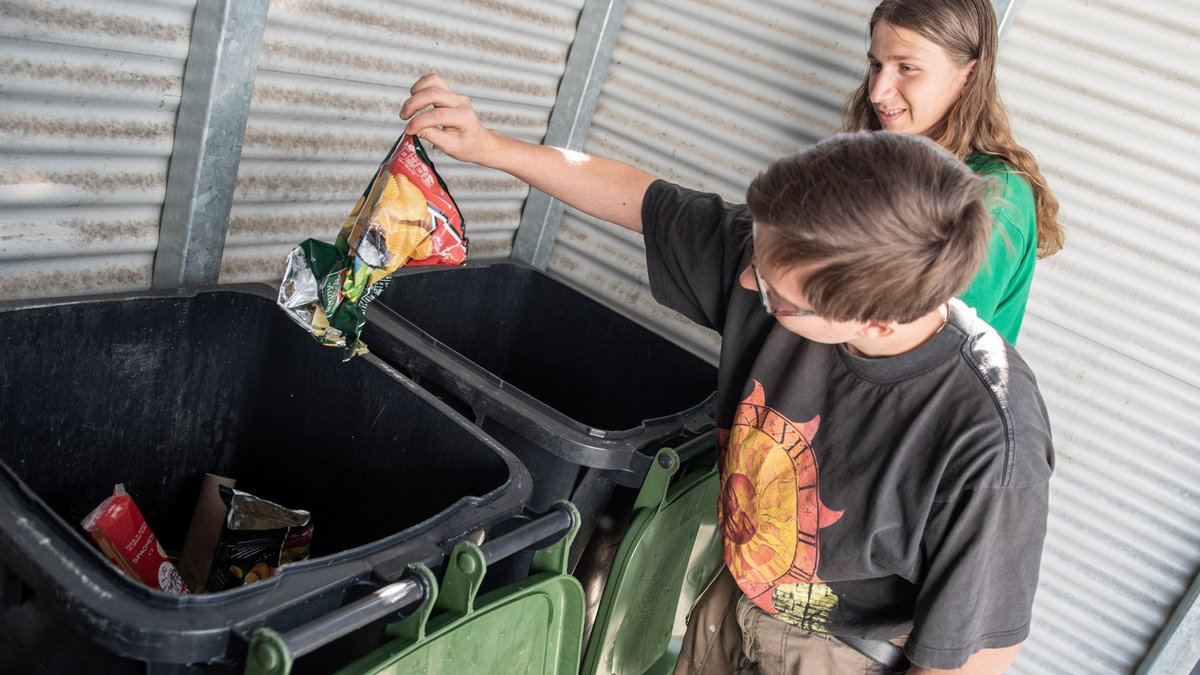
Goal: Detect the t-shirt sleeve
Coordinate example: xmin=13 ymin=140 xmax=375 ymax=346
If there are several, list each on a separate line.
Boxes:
xmin=905 ymin=480 xmax=1050 ymax=669
xmin=641 ymin=179 xmax=752 ymax=332
xmin=959 ymin=208 xmax=1025 ymax=322
xmin=959 ymin=160 xmax=1038 ymax=343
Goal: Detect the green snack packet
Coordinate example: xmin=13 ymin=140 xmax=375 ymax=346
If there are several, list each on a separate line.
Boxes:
xmin=277 ymin=238 xmax=378 ymax=359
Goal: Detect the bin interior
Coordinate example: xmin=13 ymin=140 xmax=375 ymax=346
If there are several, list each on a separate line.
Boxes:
xmin=0 ymin=290 xmax=512 ymax=559
xmin=374 ymin=263 xmax=716 ymax=431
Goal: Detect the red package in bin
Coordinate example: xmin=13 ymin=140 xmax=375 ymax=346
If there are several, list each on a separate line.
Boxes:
xmin=81 ymin=484 xmax=190 ymax=594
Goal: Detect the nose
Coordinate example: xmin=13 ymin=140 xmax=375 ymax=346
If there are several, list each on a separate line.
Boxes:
xmin=869 ymin=68 xmax=895 ymax=103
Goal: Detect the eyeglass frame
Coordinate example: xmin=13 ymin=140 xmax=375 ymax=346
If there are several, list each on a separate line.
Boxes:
xmin=750 ymin=257 xmax=819 ymax=318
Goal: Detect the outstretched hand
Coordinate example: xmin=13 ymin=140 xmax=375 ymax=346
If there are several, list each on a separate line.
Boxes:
xmin=400 ymin=73 xmax=654 ymax=232
xmin=400 ymin=73 xmax=497 ymax=165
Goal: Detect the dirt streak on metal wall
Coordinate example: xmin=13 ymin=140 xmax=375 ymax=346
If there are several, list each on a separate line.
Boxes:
xmin=0 ymin=0 xmax=195 ymax=299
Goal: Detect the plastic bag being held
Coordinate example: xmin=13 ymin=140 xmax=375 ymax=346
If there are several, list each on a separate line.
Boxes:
xmin=278 ymin=134 xmax=467 ymax=358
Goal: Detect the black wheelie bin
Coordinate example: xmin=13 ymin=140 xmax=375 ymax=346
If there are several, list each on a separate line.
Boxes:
xmin=0 ymin=284 xmax=532 ymax=674
xmin=361 ymin=260 xmax=718 ymax=573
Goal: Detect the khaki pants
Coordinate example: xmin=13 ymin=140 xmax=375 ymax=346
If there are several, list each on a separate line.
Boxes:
xmin=674 ymin=568 xmax=904 ymax=675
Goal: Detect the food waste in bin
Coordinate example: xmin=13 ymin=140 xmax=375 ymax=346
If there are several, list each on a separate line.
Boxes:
xmin=82 ymin=484 xmax=190 ymax=594
xmin=277 ymin=133 xmax=467 ymax=359
xmin=206 ymin=486 xmax=312 ymax=592
xmin=82 ymin=479 xmax=313 ymax=594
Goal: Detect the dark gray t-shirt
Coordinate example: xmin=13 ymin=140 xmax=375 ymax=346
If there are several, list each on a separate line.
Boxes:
xmin=642 ymin=180 xmax=1054 ymax=669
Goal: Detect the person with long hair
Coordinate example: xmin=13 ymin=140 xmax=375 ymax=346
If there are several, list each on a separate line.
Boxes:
xmin=844 ymin=0 xmax=1063 ymax=344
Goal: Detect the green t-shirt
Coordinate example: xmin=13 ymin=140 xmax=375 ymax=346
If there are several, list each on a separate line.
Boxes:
xmin=959 ymin=154 xmax=1039 ymax=344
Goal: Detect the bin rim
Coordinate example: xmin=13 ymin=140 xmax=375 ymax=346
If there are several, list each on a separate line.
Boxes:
xmin=0 ymin=284 xmax=534 ymax=666
xmin=365 ymin=261 xmax=717 ymax=471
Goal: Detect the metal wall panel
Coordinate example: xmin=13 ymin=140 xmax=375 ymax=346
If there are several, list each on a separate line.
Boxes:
xmin=0 ymin=0 xmax=195 ymax=299
xmin=1016 ymin=317 xmax=1200 ymax=674
xmin=219 ymin=0 xmax=586 ymax=285
xmin=0 ymin=0 xmax=1195 ymax=671
xmin=1000 ymin=1 xmax=1200 ymax=672
xmin=551 ymin=0 xmax=1200 ymax=673
xmin=549 ymin=0 xmax=870 ymax=357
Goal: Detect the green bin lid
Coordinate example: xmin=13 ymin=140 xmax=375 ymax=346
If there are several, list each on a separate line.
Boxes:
xmin=348 ymin=574 xmax=585 ymax=675
xmin=341 ymin=513 xmax=586 ymax=675
xmin=582 ymin=447 xmax=722 ymax=675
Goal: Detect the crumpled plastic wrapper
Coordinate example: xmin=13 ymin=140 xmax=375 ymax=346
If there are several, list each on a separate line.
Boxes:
xmin=205 ymin=486 xmax=312 ymax=593
xmin=278 ymin=134 xmax=467 ymax=359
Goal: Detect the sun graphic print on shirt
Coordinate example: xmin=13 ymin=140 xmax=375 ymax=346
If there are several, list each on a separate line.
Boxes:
xmin=718 ymin=380 xmax=844 ymax=631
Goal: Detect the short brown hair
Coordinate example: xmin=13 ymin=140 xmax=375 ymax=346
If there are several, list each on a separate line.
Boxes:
xmin=747 ymin=132 xmax=990 ymax=324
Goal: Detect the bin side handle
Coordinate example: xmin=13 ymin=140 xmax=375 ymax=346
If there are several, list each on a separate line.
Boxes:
xmin=673 ymin=433 xmax=717 ymax=465
xmin=245 ymin=575 xmax=427 ymax=675
xmin=243 ymin=503 xmax=579 ymax=675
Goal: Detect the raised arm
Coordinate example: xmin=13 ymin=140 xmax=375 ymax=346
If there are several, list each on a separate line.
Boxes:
xmin=400 ymin=73 xmax=656 ymax=233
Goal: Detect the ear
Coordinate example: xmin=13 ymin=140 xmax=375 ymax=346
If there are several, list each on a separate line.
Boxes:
xmin=952 ymin=60 xmax=978 ymax=101
xmin=857 ymin=321 xmax=896 ymax=340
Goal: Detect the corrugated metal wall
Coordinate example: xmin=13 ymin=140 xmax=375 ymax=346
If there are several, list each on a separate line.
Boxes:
xmin=0 ymin=0 xmax=580 ymax=294
xmin=549 ymin=0 xmax=868 ymax=357
xmin=218 ymin=0 xmax=586 ymax=284
xmin=0 ymin=1 xmax=1196 ymax=672
xmin=551 ymin=1 xmax=1200 ymax=674
xmin=0 ymin=0 xmax=196 ymax=298
xmin=999 ymin=1 xmax=1200 ymax=672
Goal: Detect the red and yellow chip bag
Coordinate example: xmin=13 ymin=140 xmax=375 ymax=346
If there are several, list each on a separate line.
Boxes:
xmin=341 ymin=134 xmax=467 ymax=289
xmin=278 ymin=134 xmax=467 ymax=358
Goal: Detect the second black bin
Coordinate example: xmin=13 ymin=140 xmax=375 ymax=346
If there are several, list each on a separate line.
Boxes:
xmin=363 ymin=261 xmax=718 ymax=566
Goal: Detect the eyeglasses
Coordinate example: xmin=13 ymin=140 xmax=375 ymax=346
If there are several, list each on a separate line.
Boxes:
xmin=751 ymin=258 xmax=818 ymax=318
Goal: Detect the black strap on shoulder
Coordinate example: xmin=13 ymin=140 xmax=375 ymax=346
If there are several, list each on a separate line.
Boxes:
xmin=834 ymin=635 xmax=911 ymax=673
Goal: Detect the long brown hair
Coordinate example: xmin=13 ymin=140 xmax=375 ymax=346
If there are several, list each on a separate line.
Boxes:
xmin=844 ymin=0 xmax=1063 ymax=257
xmin=749 ymin=132 xmax=991 ymax=324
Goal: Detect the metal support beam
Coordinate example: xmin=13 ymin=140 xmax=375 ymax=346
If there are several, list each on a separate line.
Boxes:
xmin=152 ymin=0 xmax=269 ymax=289
xmin=1136 ymin=569 xmax=1200 ymax=675
xmin=994 ymin=0 xmax=1019 ymax=42
xmin=511 ymin=0 xmax=627 ymax=270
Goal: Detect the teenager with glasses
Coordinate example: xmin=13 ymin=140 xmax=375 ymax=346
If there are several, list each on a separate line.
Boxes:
xmin=400 ymin=73 xmax=1052 ymax=674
